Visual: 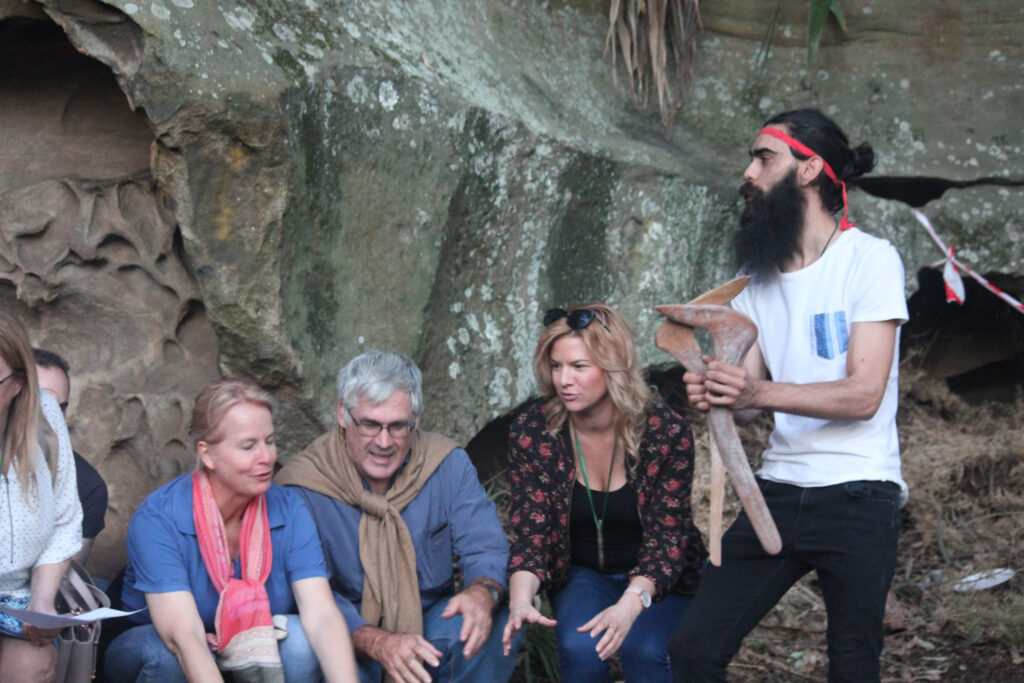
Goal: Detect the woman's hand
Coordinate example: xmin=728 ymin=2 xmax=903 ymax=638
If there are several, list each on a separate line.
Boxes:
xmin=576 ymin=593 xmax=644 ymax=661
xmin=503 ymin=571 xmax=556 ymax=655
xmin=292 ymin=577 xmax=358 ymax=683
xmin=22 ymin=597 xmax=61 ymax=645
xmin=25 ymin=561 xmax=69 ymax=644
xmin=147 ymin=591 xmax=222 ymax=683
xmin=502 ymin=601 xmax=557 ymax=655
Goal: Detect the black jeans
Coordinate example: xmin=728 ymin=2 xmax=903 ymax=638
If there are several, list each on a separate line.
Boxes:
xmin=670 ymin=478 xmax=901 ymax=683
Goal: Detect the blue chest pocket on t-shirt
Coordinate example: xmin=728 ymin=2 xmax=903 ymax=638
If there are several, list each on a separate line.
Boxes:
xmin=810 ymin=311 xmax=849 ymax=359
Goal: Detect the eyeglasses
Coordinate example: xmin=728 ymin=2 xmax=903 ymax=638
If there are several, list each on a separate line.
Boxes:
xmin=344 ymin=407 xmax=415 ymax=438
xmin=543 ymin=308 xmax=610 ymax=332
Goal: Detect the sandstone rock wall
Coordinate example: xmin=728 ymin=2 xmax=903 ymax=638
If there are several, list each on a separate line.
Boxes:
xmin=0 ymin=15 xmax=221 ymax=577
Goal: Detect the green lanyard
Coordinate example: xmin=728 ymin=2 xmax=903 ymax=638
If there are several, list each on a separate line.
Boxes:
xmin=572 ymin=421 xmax=617 ymax=572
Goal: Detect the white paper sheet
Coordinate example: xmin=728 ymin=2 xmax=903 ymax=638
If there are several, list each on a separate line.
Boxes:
xmin=0 ymin=604 xmax=146 ymax=629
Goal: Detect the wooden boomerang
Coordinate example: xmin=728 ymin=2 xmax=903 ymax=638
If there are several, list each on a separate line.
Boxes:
xmin=654 ymin=278 xmax=747 ymax=566
xmin=655 ymin=277 xmax=783 ymax=563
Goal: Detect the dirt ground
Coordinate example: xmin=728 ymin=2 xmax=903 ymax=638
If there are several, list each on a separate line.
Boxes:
xmin=504 ymin=359 xmax=1024 ymax=681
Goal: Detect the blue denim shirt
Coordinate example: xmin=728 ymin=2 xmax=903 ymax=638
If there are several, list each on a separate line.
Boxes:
xmin=292 ymin=448 xmax=508 ymax=633
xmin=121 ymin=476 xmax=327 ymax=629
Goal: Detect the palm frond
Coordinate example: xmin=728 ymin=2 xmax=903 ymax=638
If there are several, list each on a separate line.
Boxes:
xmin=604 ymin=0 xmax=702 ymax=125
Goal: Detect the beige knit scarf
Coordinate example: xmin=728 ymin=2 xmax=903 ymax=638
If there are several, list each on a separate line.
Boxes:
xmin=276 ymin=425 xmax=456 ymax=636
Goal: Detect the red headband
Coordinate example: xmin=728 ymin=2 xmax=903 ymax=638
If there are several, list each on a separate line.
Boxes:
xmin=759 ymin=127 xmax=855 ymax=230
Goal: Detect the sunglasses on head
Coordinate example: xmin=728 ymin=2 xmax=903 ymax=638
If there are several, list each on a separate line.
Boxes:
xmin=543 ymin=308 xmax=608 ymax=331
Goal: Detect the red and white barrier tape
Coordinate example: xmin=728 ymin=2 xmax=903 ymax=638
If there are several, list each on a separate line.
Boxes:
xmin=911 ymin=209 xmax=1024 ymax=316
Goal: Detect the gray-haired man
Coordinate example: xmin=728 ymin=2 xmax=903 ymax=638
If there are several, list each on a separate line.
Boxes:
xmin=277 ymin=350 xmax=520 ymax=683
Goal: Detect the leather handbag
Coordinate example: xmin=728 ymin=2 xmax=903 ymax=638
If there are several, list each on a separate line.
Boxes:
xmin=54 ymin=560 xmax=110 ymax=683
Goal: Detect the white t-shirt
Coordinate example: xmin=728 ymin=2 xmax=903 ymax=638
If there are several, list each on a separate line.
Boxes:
xmin=731 ymin=227 xmax=909 ymax=490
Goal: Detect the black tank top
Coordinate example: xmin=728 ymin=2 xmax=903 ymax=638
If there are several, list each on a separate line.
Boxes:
xmin=570 ymin=480 xmax=642 ymax=574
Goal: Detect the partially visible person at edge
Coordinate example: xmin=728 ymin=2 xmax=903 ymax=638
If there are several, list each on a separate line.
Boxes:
xmin=277 ymin=350 xmax=521 ymax=683
xmin=105 ymin=378 xmax=358 ymax=682
xmin=670 ymin=108 xmax=908 ymax=683
xmin=503 ymin=303 xmax=706 ymax=683
xmin=0 ymin=311 xmax=81 ymax=683
xmin=34 ymin=348 xmax=108 ymax=567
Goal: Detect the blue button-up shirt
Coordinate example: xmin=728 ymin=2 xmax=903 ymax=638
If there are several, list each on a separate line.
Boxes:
xmin=292 ymin=448 xmax=508 ymax=632
xmin=122 ymin=475 xmax=327 ymax=629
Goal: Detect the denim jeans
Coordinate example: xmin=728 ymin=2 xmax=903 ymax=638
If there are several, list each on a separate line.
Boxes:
xmin=670 ymin=479 xmax=901 ymax=683
xmin=550 ymin=565 xmax=693 ymax=683
xmin=357 ymin=598 xmax=522 ymax=683
xmin=104 ymin=614 xmax=321 ymax=682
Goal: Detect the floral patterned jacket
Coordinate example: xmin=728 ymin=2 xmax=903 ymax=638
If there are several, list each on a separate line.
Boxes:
xmin=507 ymin=399 xmax=706 ymax=600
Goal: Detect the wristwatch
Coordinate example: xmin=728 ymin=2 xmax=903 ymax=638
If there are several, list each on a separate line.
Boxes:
xmin=627 ymin=587 xmax=652 ymax=610
xmin=484 ymin=584 xmax=503 ymax=609
xmin=469 ymin=578 xmax=505 ymax=612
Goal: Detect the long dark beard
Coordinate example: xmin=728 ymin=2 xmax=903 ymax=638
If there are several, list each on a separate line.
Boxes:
xmin=733 ymin=168 xmax=806 ymax=282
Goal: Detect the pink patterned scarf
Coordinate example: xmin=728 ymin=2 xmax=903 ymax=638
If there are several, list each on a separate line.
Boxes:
xmin=192 ymin=470 xmax=283 ymax=681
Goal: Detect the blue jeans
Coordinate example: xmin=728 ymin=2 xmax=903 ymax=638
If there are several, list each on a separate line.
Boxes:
xmin=104 ymin=614 xmax=320 ymax=682
xmin=357 ymin=598 xmax=522 ymax=683
xmin=670 ymin=479 xmax=901 ymax=683
xmin=550 ymin=565 xmax=693 ymax=683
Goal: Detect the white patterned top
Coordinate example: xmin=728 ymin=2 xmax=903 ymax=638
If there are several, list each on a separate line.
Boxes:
xmin=0 ymin=393 xmax=83 ymax=598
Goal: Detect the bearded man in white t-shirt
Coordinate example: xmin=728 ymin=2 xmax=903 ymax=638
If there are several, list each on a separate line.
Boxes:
xmin=670 ymin=109 xmax=908 ymax=683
